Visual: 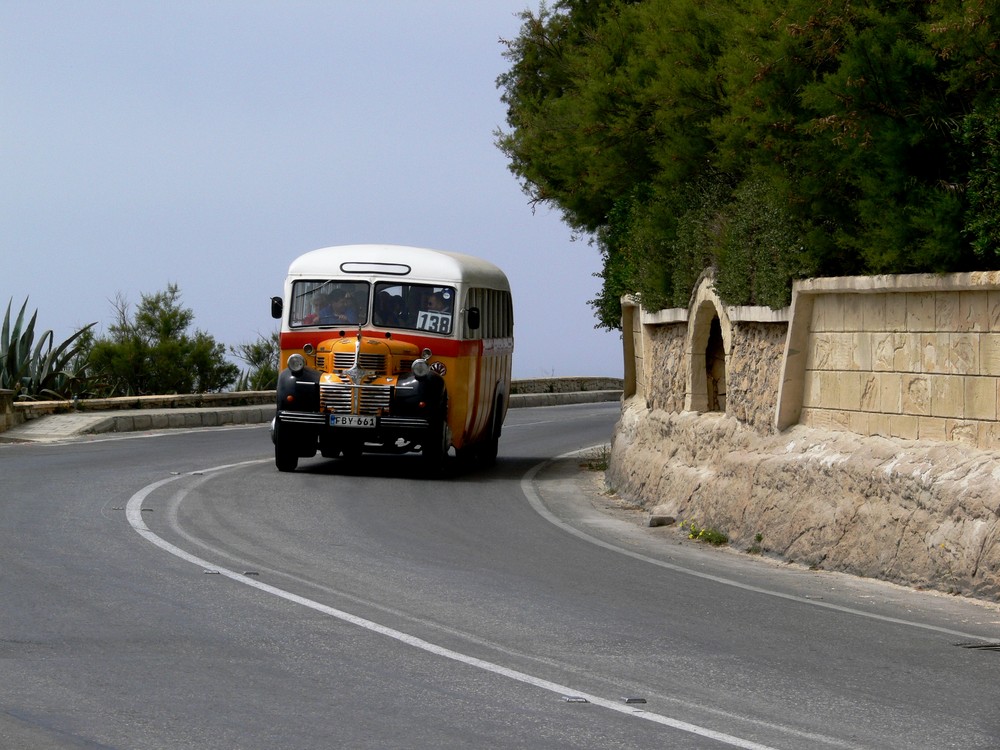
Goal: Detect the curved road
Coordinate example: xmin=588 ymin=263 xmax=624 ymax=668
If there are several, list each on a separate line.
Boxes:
xmin=2 ymin=402 xmax=998 ymax=749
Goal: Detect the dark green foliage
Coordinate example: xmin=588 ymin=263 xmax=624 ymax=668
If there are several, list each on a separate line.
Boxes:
xmin=85 ymin=284 xmax=238 ymax=396
xmin=1 ymin=298 xmax=95 ymax=400
xmin=497 ymin=0 xmax=1000 ymax=328
xmin=962 ymin=104 xmax=1000 ymax=262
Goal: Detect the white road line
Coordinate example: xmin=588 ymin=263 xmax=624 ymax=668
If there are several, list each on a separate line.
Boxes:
xmin=125 ymin=461 xmax=781 ymax=750
xmin=522 ymin=448 xmax=992 ymax=642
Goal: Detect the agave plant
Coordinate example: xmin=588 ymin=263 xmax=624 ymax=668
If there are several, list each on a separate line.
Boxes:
xmin=1 ymin=298 xmax=96 ymax=400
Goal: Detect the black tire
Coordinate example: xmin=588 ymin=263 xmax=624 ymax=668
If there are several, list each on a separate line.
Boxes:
xmin=274 ymin=421 xmax=299 ymax=472
xmin=478 ymin=394 xmax=503 ymax=468
xmin=421 ymin=399 xmax=448 ymax=476
xmin=478 ymin=435 xmax=499 ymax=467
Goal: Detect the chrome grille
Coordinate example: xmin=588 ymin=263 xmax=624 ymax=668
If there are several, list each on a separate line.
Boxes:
xmin=320 ymin=383 xmax=392 ymax=415
xmin=333 ymin=352 xmax=387 ymax=375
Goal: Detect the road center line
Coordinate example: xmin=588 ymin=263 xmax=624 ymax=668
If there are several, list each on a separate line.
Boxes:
xmin=125 ymin=461 xmax=779 ymax=750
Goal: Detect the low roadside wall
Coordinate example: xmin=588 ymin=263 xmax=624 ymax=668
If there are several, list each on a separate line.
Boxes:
xmin=2 ymin=379 xmax=623 ymax=434
xmin=509 ymin=377 xmax=623 ymax=408
xmin=6 ymin=391 xmax=275 ymax=431
xmin=510 ymin=377 xmax=624 ymax=394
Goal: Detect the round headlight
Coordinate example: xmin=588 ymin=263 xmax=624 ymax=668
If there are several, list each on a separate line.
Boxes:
xmin=287 ymin=353 xmax=306 ymax=373
xmin=411 ymin=358 xmax=430 ymax=378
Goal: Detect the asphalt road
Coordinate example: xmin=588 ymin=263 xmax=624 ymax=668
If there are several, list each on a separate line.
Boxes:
xmin=2 ymin=402 xmax=999 ymax=749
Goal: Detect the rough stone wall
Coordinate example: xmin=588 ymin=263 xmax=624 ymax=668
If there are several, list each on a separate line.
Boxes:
xmin=642 ymin=324 xmax=687 ymax=413
xmin=0 ymin=390 xmax=17 ymax=432
xmin=727 ymin=322 xmax=786 ymax=433
xmin=608 ymin=398 xmax=1000 ymax=600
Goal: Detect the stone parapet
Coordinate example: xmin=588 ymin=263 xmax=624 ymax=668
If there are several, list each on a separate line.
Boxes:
xmin=778 ymin=272 xmax=1000 ymax=449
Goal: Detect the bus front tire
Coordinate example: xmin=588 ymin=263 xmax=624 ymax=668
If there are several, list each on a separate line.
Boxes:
xmin=421 ymin=406 xmax=448 ymax=475
xmin=274 ymin=421 xmax=300 ymax=472
xmin=275 ymin=443 xmax=298 ymax=472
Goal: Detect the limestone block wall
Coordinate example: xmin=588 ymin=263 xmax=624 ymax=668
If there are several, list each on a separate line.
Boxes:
xmin=778 ymin=273 xmax=1000 ymax=450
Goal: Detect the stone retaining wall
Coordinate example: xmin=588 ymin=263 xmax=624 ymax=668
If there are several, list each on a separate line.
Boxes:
xmin=615 ymin=271 xmax=1000 ymax=601
xmin=608 ymin=399 xmax=1000 ymax=599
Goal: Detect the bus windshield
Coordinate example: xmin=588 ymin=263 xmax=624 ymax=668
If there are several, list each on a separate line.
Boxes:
xmin=290 ymin=280 xmax=370 ymax=328
xmin=373 ymin=282 xmax=455 ymax=335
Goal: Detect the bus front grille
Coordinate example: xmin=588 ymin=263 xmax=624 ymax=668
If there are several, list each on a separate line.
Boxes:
xmin=333 ymin=352 xmax=387 ymax=375
xmin=320 ymin=383 xmax=392 ymax=415
xmin=316 ymin=353 xmax=412 ymax=377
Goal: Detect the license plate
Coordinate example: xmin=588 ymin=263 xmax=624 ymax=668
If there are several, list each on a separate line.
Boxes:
xmin=330 ymin=414 xmax=377 ymax=428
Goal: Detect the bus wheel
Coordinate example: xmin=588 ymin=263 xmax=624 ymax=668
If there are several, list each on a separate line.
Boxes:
xmin=274 ymin=422 xmax=299 ymax=472
xmin=421 ymin=402 xmax=448 ymax=475
xmin=477 ymin=396 xmax=503 ymax=468
xmin=478 ymin=435 xmax=499 ymax=467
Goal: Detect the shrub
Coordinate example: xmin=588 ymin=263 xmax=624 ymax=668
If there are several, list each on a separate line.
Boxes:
xmin=1 ymin=298 xmax=95 ymax=400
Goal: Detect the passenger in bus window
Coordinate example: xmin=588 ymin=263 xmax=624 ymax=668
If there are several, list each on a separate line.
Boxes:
xmin=301 ymin=294 xmax=323 ymax=325
xmin=320 ymin=293 xmax=359 ymax=325
xmin=425 ymin=291 xmax=451 ymax=313
xmin=374 ymin=291 xmax=405 ymax=327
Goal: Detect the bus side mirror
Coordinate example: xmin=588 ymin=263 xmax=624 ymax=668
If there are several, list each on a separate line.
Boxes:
xmin=271 ymin=296 xmax=283 ymax=319
xmin=467 ymin=307 xmax=480 ymax=331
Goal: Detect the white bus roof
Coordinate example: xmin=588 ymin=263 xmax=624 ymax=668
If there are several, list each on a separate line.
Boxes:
xmin=287 ymin=244 xmax=510 ymax=291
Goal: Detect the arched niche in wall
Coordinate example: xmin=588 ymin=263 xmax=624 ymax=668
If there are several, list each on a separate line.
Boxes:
xmin=685 ymin=275 xmax=732 ymax=413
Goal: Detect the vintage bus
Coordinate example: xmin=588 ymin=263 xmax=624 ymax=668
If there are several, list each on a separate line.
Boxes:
xmin=270 ymin=244 xmax=514 ymax=472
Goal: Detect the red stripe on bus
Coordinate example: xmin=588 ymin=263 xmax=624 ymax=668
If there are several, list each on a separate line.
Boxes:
xmin=280 ymin=329 xmax=472 ymax=357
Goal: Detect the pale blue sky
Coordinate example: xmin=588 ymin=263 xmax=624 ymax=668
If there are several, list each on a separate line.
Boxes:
xmin=2 ymin=1 xmax=623 ymax=379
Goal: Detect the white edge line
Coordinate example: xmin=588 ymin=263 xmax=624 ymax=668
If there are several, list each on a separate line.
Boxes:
xmin=125 ymin=460 xmax=778 ymax=750
xmin=521 ymin=448 xmax=989 ymax=642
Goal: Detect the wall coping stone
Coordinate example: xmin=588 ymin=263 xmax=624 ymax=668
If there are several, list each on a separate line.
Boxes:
xmin=793 ymin=270 xmax=1000 ymax=295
